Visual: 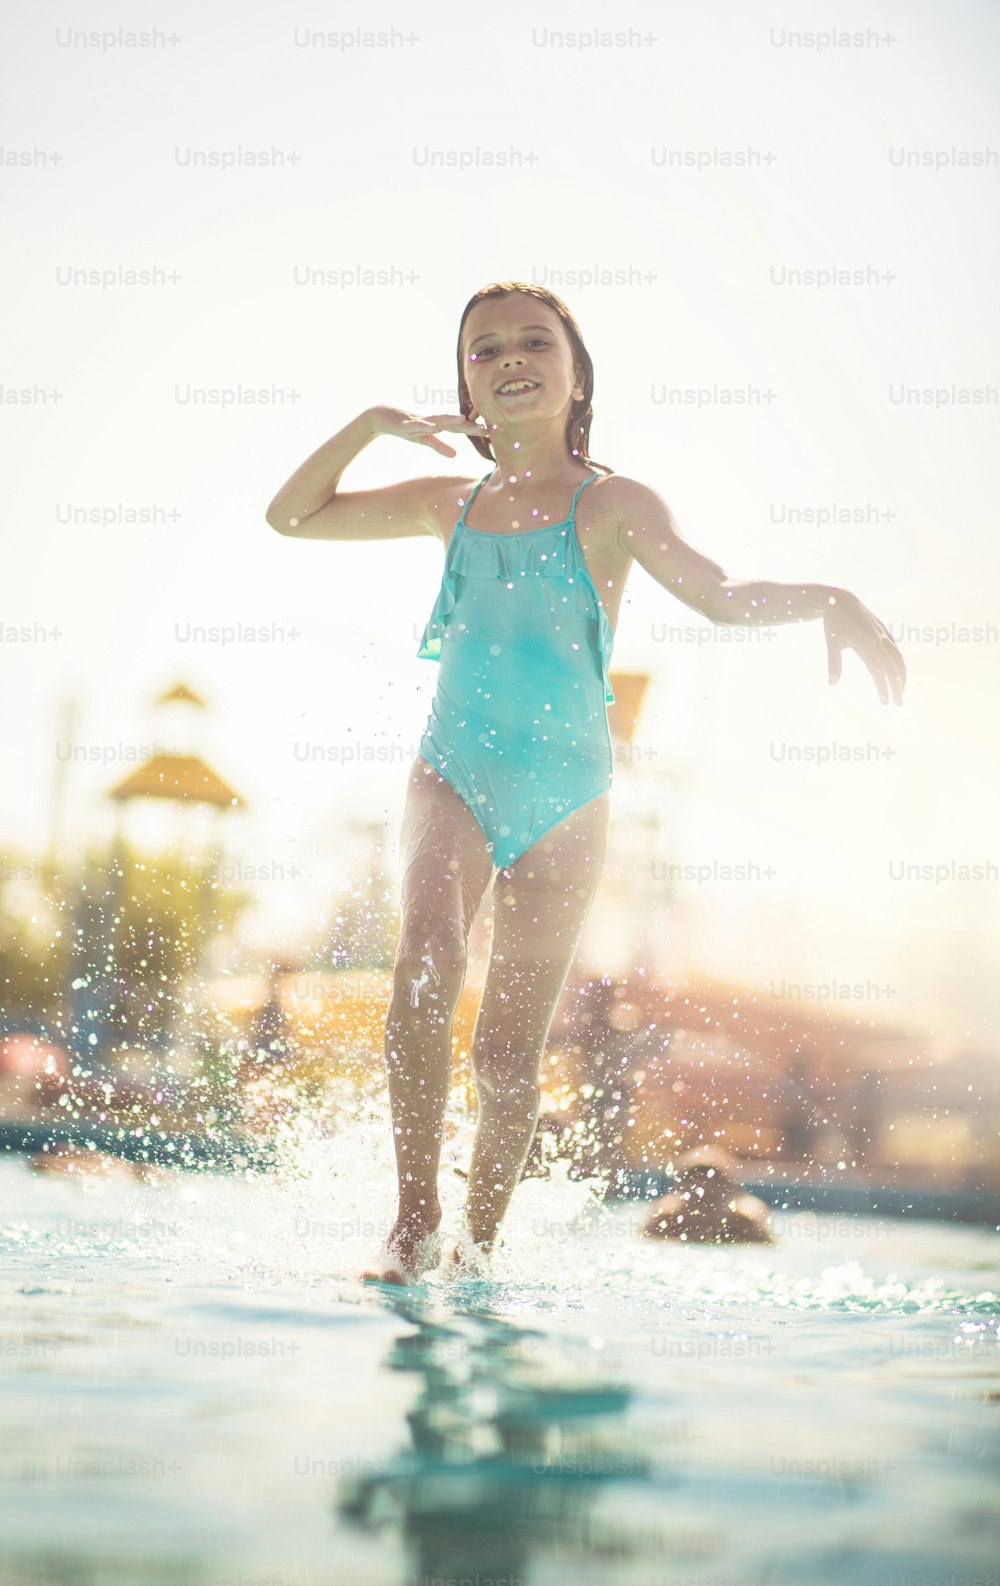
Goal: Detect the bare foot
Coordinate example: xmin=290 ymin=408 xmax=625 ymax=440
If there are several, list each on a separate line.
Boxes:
xmin=359 ymin=1210 xmax=442 ymax=1286
xmin=441 ymin=1226 xmax=494 ymax=1280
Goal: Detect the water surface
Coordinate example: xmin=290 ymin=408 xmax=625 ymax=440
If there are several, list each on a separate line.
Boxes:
xmin=1 ymin=1138 xmax=998 ymax=1586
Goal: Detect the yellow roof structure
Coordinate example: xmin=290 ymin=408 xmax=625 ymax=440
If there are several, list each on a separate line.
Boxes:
xmin=155 ymin=682 xmax=207 ymax=708
xmin=107 ymin=754 xmax=246 ymax=809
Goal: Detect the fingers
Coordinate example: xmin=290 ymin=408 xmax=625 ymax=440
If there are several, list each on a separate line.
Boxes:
xmin=843 ymin=640 xmax=904 ymax=705
xmin=399 ymin=418 xmax=439 ymax=442
xmin=405 ymin=415 xmax=485 ymax=454
xmin=422 ymin=414 xmax=487 ymax=434
xmin=882 ymin=644 xmax=906 ymax=704
xmin=400 ymin=416 xmax=460 ymax=438
xmin=401 ymin=419 xmax=458 ymax=455
xmin=866 ymin=646 xmax=904 ymax=705
xmin=868 ymin=616 xmax=906 ymax=703
xmin=858 ymin=629 xmax=888 ymax=703
xmin=871 ymin=631 xmax=905 ymax=704
xmin=884 ymin=637 xmax=906 ymax=696
xmin=415 ymin=435 xmax=458 ymax=456
xmin=834 ymin=612 xmax=906 ymax=704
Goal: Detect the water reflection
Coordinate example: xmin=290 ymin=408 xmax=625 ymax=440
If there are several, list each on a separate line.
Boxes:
xmin=338 ymin=1284 xmax=663 ymax=1582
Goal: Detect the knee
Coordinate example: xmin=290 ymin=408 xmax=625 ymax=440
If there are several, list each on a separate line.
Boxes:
xmin=472 ymin=1043 xmax=542 ymax=1112
xmin=391 ymin=930 xmax=468 ymax=1009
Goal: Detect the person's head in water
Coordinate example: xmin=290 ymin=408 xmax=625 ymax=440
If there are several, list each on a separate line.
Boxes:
xmin=671 ymin=1146 xmax=744 ymax=1196
xmin=641 ymin=1144 xmax=774 ymax=1245
xmin=455 ymin=282 xmax=613 ymax=477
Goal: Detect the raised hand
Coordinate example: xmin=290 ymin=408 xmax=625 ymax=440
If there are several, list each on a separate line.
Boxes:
xmin=824 ymin=592 xmax=906 ymax=705
xmin=368 ymin=406 xmax=487 ymax=458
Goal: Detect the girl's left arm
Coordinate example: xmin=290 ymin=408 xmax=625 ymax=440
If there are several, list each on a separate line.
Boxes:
xmin=614 ymin=478 xmax=906 ymax=705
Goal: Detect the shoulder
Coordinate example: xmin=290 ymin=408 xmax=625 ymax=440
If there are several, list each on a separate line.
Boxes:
xmin=592 ymin=471 xmax=671 ymax=513
xmin=422 ymin=473 xmax=488 ymax=542
xmin=586 ymin=472 xmax=678 ymax=545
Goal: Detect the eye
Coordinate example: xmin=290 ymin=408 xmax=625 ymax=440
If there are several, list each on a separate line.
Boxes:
xmin=470 ymin=337 xmax=550 ymax=362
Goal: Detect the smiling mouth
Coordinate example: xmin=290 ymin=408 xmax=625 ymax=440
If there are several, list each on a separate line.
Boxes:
xmin=496 ymin=380 xmax=540 ymax=396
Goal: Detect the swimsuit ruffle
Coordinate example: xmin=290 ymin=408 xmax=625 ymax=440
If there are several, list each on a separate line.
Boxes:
xmin=416 ymin=526 xmax=616 ymax=705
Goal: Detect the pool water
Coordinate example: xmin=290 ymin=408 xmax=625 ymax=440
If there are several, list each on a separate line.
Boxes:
xmin=1 ymin=1121 xmax=998 ymax=1586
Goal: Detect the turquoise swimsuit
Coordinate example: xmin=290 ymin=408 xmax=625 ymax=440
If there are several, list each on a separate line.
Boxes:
xmin=415 ymin=468 xmax=616 ymax=871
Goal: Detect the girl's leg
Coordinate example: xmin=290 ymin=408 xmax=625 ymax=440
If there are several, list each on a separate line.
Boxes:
xmin=362 ymin=755 xmax=493 ymax=1283
xmin=461 ymin=792 xmax=610 ymax=1254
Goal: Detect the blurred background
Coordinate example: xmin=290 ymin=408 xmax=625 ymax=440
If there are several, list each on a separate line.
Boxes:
xmin=2 ymin=0 xmax=998 ymax=1207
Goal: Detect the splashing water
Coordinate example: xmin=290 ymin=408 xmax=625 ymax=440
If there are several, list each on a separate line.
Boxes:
xmin=408 ymin=951 xmax=441 ymax=1009
xmin=1 ymin=1090 xmax=997 ymax=1584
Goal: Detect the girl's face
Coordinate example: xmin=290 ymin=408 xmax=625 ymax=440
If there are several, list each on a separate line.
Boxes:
xmin=461 ymin=296 xmax=582 ymax=440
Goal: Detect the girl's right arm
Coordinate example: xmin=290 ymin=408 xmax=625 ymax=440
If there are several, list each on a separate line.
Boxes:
xmin=265 ymin=406 xmax=486 ymax=541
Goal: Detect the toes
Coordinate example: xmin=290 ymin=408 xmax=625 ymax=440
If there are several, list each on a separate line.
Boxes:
xmin=359 ymin=1225 xmax=442 ymax=1287
xmin=360 ymin=1266 xmax=408 ymax=1286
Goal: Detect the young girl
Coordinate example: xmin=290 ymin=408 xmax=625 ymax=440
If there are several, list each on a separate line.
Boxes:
xmin=266 ymin=281 xmax=905 ymax=1286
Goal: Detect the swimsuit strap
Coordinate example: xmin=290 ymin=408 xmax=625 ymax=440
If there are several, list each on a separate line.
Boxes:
xmin=568 ymin=466 xmax=608 ymax=523
xmin=455 ymin=472 xmax=495 ymax=528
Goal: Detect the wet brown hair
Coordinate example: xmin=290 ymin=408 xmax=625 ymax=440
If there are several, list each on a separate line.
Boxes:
xmin=672 ymin=1146 xmax=745 ymax=1186
xmin=456 ymin=281 xmax=615 ymax=476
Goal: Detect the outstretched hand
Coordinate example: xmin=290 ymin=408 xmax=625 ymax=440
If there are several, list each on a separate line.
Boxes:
xmin=824 ymin=592 xmax=905 ymax=705
xmin=368 ymin=406 xmax=488 ymax=458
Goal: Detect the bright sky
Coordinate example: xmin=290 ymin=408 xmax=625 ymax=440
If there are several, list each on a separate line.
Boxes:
xmin=2 ymin=0 xmax=998 ymax=1036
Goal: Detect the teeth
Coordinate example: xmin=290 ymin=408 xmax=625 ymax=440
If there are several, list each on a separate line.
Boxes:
xmin=499 ymin=381 xmax=538 ymax=394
